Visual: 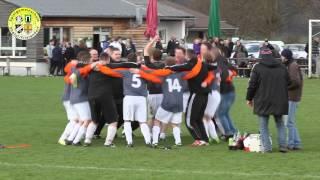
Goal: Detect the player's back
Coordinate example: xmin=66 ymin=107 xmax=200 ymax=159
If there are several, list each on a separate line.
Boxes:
xmin=69 ymin=67 xmax=89 ymax=104
xmin=161 ymin=72 xmax=184 ymax=113
xmin=120 ymin=71 xmax=148 ymax=97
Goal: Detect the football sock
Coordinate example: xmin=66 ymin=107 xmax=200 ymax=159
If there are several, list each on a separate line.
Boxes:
xmin=124 ymin=122 xmax=133 ymax=144
xmin=85 ymin=122 xmax=97 ymax=144
xmin=73 ymin=125 xmax=87 ymax=144
xmin=59 ymin=120 xmax=75 ymax=141
xmin=67 ymin=123 xmax=80 ymax=142
xmin=173 ymin=127 xmax=182 ymax=145
xmin=105 ymin=125 xmax=117 ymax=145
xmin=140 ymin=123 xmax=151 ymax=144
xmin=152 ymin=126 xmax=160 ymax=145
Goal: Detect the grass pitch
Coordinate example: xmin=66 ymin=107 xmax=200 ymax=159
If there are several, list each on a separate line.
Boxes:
xmin=0 ymin=77 xmax=319 ymax=180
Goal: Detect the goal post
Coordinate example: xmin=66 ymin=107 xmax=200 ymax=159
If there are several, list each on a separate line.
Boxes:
xmin=308 ymin=19 xmax=320 ymax=78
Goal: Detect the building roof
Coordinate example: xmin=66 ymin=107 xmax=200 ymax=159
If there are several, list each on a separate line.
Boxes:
xmin=4 ymin=0 xmax=194 ymax=19
xmin=160 ymin=0 xmax=237 ymax=30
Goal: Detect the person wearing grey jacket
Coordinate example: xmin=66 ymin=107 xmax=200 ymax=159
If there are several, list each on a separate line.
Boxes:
xmin=281 ymin=49 xmax=303 ymax=150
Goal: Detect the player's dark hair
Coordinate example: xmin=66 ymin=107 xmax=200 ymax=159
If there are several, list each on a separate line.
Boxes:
xmin=127 ymin=53 xmax=137 ymax=63
xmin=175 ymin=46 xmax=186 ymax=54
xmin=165 ymin=57 xmax=176 ymax=66
xmin=186 ymin=49 xmax=196 ymax=59
xmin=152 ymin=48 xmax=162 ymax=61
xmin=77 ymin=50 xmax=91 ymax=64
xmin=99 ymin=52 xmax=110 ymax=61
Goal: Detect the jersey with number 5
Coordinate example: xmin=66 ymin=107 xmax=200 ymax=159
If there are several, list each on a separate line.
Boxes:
xmin=118 ymin=70 xmax=148 ymax=97
xmin=161 ymin=72 xmax=186 ymax=113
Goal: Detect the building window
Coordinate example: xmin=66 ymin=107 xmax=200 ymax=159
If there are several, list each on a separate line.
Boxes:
xmin=93 ymin=27 xmax=112 ymax=50
xmin=0 ymin=27 xmax=27 ymax=58
xmin=43 ymin=27 xmax=72 ymax=47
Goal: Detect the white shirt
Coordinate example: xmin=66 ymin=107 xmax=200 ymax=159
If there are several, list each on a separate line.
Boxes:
xmin=109 ymin=41 xmax=122 ymax=53
xmin=46 ymin=44 xmax=54 ymax=58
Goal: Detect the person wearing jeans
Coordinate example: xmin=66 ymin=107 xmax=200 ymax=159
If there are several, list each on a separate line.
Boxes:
xmin=281 ymin=49 xmax=303 ymax=150
xmin=246 ymin=47 xmax=289 ymax=153
xmin=218 ymin=92 xmax=236 ymax=136
xmin=259 ymin=115 xmax=287 ymax=152
xmin=216 ymin=55 xmax=238 ymax=138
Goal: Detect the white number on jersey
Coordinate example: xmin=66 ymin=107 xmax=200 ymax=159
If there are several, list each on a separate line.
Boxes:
xmin=166 ymin=78 xmax=182 ymax=92
xmin=132 ymin=74 xmax=142 ymax=88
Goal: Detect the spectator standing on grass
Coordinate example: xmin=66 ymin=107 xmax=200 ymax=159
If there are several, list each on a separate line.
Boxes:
xmin=126 ymin=38 xmax=136 ymax=55
xmin=246 ymin=47 xmax=289 ymax=153
xmin=227 ymin=38 xmax=234 ymax=54
xmin=281 ymin=49 xmax=303 ymax=151
xmin=216 ymin=52 xmax=238 ymax=139
xmin=64 ymin=42 xmax=75 ymax=64
xmin=193 ymin=38 xmax=201 ymax=56
xmin=223 ymin=40 xmax=232 ymax=58
xmin=167 ymin=36 xmax=179 ymax=56
xmin=74 ymin=40 xmax=87 ymax=57
xmin=155 ymin=38 xmax=164 ymax=52
xmin=305 ymin=37 xmax=320 ymax=74
xmin=50 ymin=43 xmax=64 ymax=76
xmin=120 ymin=37 xmax=127 ymax=58
xmin=233 ymin=40 xmax=248 ymax=59
xmin=46 ymin=39 xmax=55 ymax=75
xmin=109 ymin=37 xmax=123 ymax=54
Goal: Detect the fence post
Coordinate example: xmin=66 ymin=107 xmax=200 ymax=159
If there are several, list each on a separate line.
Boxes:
xmin=6 ymin=56 xmax=10 ymax=76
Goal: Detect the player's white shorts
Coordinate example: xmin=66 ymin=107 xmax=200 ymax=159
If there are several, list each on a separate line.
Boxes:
xmin=205 ymin=90 xmax=221 ymax=118
xmin=123 ymin=96 xmax=147 ymax=123
xmin=155 ymin=107 xmax=183 ymax=124
xmin=63 ymin=101 xmax=78 ymax=121
xmin=73 ymin=101 xmax=92 ymax=121
xmin=148 ymin=94 xmax=163 ymax=118
xmin=183 ymin=92 xmax=190 ymax=112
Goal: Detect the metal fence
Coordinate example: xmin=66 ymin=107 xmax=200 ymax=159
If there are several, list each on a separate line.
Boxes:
xmin=227 ymin=58 xmax=311 ymax=78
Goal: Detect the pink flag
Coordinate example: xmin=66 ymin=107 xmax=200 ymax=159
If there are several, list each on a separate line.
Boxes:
xmin=144 ymin=0 xmax=158 ymax=38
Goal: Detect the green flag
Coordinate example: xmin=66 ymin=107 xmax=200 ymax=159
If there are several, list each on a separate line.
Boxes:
xmin=208 ymin=0 xmax=221 ymax=38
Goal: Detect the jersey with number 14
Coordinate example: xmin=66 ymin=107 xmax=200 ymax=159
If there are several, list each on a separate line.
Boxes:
xmin=161 ymin=72 xmax=186 ymax=113
xmin=117 ymin=70 xmax=148 ymax=97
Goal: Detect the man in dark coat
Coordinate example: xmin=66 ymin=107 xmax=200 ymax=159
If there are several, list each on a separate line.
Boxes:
xmin=281 ymin=49 xmax=303 ymax=150
xmin=246 ymin=47 xmax=289 ymax=153
xmin=166 ymin=36 xmax=179 ymax=56
xmin=50 ymin=44 xmax=64 ymax=76
xmin=64 ymin=42 xmax=75 ymax=63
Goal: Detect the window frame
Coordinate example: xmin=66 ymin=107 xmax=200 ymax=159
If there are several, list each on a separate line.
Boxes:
xmin=0 ymin=27 xmax=27 ymax=58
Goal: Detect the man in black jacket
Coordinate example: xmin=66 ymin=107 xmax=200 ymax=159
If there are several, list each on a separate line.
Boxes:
xmin=167 ymin=36 xmax=179 ymax=57
xmin=246 ymin=47 xmax=289 ymax=153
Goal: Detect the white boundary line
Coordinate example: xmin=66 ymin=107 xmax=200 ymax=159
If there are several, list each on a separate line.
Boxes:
xmin=0 ymin=162 xmax=320 ymax=179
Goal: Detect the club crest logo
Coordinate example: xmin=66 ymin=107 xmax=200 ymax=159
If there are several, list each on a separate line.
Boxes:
xmin=8 ymin=7 xmax=41 ymax=40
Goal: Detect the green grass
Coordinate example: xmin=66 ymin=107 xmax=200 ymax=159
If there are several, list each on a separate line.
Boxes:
xmin=0 ymin=77 xmax=319 ymax=180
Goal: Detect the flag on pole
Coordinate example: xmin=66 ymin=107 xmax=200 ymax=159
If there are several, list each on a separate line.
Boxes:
xmin=208 ymin=0 xmax=221 ymax=38
xmin=144 ymin=0 xmax=158 ymax=38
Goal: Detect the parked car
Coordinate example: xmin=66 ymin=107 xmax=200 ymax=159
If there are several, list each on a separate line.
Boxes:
xmin=245 ymin=43 xmax=261 ymax=58
xmin=285 ymin=44 xmax=308 ymax=59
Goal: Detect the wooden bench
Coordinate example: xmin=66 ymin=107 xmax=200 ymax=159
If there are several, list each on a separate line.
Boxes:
xmin=0 ymin=66 xmax=33 ymax=76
